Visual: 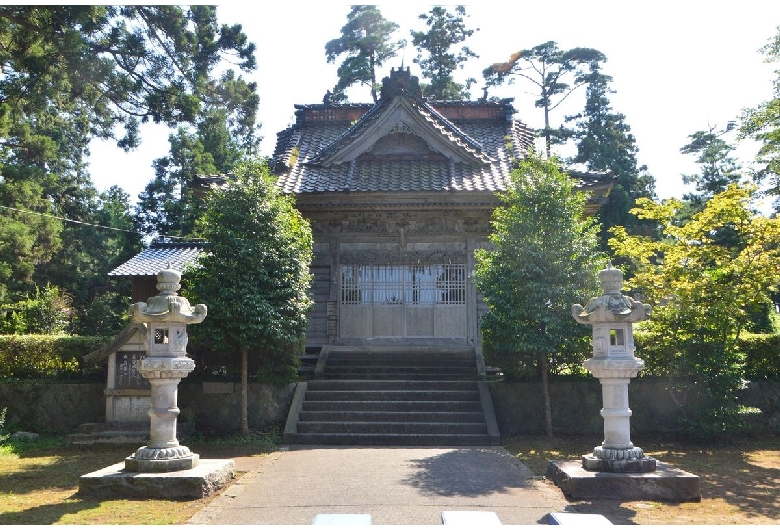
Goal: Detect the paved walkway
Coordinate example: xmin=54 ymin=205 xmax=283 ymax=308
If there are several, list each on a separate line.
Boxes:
xmin=188 ymin=445 xmax=568 ymax=526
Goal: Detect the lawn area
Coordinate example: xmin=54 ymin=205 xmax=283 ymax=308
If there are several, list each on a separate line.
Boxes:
xmin=1 ymin=431 xmax=778 ymax=525
xmin=503 ymin=433 xmax=780 ymax=525
xmin=0 ymin=432 xmax=279 ymax=525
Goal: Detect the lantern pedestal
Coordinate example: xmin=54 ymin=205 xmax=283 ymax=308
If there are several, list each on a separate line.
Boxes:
xmin=547 ymin=460 xmax=701 ymax=501
xmin=79 ymin=268 xmax=234 ymax=499
xmin=580 ymin=357 xmax=657 ymax=473
xmin=546 ymin=264 xmax=700 ymax=501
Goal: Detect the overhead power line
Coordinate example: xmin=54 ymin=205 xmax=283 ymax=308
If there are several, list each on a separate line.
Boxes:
xmin=0 ymin=204 xmax=190 ymax=240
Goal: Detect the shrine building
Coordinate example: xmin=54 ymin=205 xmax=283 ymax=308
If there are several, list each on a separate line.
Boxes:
xmin=268 ymin=67 xmax=613 ymax=350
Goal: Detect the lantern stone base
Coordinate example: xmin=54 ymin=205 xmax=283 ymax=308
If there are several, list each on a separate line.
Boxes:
xmin=124 ymin=445 xmax=199 ymax=472
xmin=79 ymin=459 xmax=234 ymax=499
xmin=582 ymin=453 xmax=657 ymax=473
xmin=547 ymin=459 xmax=700 ymax=502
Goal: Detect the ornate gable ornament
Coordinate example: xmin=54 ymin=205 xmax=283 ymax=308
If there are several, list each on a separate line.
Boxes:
xmin=309 ymin=67 xmax=494 ymax=168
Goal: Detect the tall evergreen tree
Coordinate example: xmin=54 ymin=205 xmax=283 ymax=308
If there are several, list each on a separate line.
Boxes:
xmin=134 ymin=104 xmax=257 ymax=238
xmin=566 ymin=65 xmax=656 ymax=246
xmin=740 ymin=26 xmax=780 ymax=214
xmin=0 ymin=6 xmax=257 ymax=331
xmin=325 ymin=6 xmax=406 ymax=103
xmin=411 ymin=6 xmax=478 ymax=100
xmin=483 ymin=41 xmax=606 ymax=156
xmin=680 ymin=124 xmax=743 ymax=212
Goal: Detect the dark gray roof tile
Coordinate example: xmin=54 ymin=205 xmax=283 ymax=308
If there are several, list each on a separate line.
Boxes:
xmin=109 ymin=246 xmax=203 ymax=276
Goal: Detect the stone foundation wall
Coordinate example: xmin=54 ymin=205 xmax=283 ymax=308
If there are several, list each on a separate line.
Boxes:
xmin=0 ymin=383 xmax=105 ymax=434
xmin=0 ymin=381 xmax=296 ymax=434
xmin=177 ymin=382 xmax=297 ymax=432
xmin=1 ymin=380 xmax=777 ymax=435
xmin=488 ymin=379 xmax=779 ymax=436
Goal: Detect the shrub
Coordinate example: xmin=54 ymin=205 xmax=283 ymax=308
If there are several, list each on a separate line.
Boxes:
xmin=0 ymin=335 xmax=109 ymax=380
xmin=637 ymin=330 xmax=780 ymax=383
xmin=740 ymin=333 xmax=780 ymax=381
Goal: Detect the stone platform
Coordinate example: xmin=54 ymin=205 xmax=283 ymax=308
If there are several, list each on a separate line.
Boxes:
xmin=547 ymin=459 xmax=700 ymax=502
xmin=78 ymin=459 xmax=235 ymax=499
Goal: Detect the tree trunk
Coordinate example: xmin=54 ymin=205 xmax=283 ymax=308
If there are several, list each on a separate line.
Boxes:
xmin=543 ymin=94 xmax=552 ymax=157
xmin=540 ymin=352 xmax=553 ymax=437
xmin=370 ymin=53 xmax=377 ymax=103
xmin=240 ymin=347 xmax=249 ymax=435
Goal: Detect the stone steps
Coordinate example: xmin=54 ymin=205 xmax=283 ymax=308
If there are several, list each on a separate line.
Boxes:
xmin=284 ymin=347 xmax=500 ymax=446
xmin=69 ymin=421 xmax=194 ymax=445
xmin=298 ymin=410 xmax=486 ymax=423
xmin=293 ymin=432 xmax=493 ymax=446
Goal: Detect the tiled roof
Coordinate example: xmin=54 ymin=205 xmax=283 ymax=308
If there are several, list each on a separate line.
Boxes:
xmin=109 ymin=242 xmax=205 ymax=276
xmin=274 ymin=100 xmax=534 ymax=195
xmin=308 ymin=95 xmax=493 ymax=167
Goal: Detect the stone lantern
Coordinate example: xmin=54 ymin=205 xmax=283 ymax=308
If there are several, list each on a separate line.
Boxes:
xmin=124 ymin=267 xmax=207 ymax=473
xmin=571 ymin=263 xmax=656 ymax=473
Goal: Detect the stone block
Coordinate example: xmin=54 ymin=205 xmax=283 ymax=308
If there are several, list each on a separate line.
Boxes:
xmin=313 ymin=514 xmax=372 ymax=525
xmin=548 ymin=512 xmax=613 ymax=525
xmin=548 ymin=459 xmax=700 ymax=502
xmin=78 ymin=459 xmax=235 ymax=499
xmin=202 ymin=382 xmax=234 ymax=394
xmin=441 ymin=511 xmax=502 ymax=525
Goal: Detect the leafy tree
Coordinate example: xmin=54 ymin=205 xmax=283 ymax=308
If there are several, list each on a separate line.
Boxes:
xmin=0 ymin=284 xmax=72 ymax=335
xmin=411 ymin=6 xmax=478 ymax=100
xmin=35 ymin=186 xmax=141 ymax=335
xmin=325 ymin=6 xmax=406 ymax=103
xmin=740 ymin=26 xmax=780 ymax=213
xmin=565 ymin=64 xmax=657 ymax=247
xmin=186 ymin=161 xmax=313 ymax=435
xmin=609 ymin=184 xmax=780 ymax=438
xmin=475 ymin=153 xmax=603 ymax=436
xmin=484 ymin=41 xmax=606 ymax=156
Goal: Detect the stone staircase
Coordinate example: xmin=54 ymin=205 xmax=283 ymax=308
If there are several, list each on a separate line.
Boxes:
xmin=283 ymin=347 xmax=500 ymax=446
xmin=68 ymin=421 xmax=194 ymax=445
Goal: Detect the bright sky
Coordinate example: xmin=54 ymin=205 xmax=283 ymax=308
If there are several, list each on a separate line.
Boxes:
xmin=89 ymin=2 xmax=780 ymax=207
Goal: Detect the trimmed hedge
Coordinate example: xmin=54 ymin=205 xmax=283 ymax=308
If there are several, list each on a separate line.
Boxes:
xmin=740 ymin=333 xmax=780 ymax=381
xmin=0 ymin=335 xmax=110 ymax=380
xmin=635 ymin=330 xmax=780 ymax=382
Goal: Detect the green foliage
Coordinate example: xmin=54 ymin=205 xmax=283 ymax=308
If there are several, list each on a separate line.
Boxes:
xmin=0 ymin=6 xmax=254 ymax=332
xmin=325 ymin=6 xmax=406 ymax=103
xmin=411 ymin=6 xmax=478 ymax=100
xmin=134 ymin=90 xmax=260 ymax=239
xmin=564 ymin=63 xmax=657 ymax=249
xmin=610 ymin=184 xmax=780 ymax=436
xmin=0 ymin=285 xmax=72 ymax=335
xmin=740 ymin=333 xmax=780 ymax=381
xmin=680 ymin=124 xmax=743 ymax=213
xmin=740 ymin=26 xmax=780 ymax=212
xmin=186 ymin=160 xmax=313 ymax=382
xmin=475 ymin=153 xmax=604 ymax=380
xmin=187 ymin=425 xmax=282 ymax=451
xmin=0 ymin=334 xmax=108 ymax=380
xmin=484 ymin=41 xmax=606 ymax=156
xmin=0 ymin=180 xmax=62 ymax=299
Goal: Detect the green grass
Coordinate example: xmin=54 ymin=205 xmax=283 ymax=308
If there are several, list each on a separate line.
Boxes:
xmin=0 ymin=429 xmax=280 ymax=525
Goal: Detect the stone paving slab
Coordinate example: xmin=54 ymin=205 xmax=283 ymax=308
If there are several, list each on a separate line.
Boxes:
xmin=188 ymin=446 xmax=567 ymax=526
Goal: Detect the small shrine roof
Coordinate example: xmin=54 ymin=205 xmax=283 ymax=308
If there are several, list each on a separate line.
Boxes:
xmin=109 ymin=238 xmax=206 ymax=277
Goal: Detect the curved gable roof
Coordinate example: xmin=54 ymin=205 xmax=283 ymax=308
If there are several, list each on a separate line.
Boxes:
xmin=309 ymin=92 xmax=494 ymax=167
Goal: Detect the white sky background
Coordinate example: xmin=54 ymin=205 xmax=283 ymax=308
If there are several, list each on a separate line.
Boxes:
xmin=89 ymin=2 xmax=780 ymax=207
